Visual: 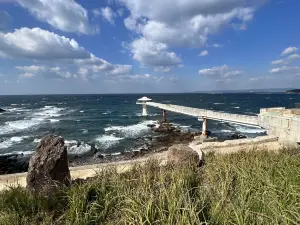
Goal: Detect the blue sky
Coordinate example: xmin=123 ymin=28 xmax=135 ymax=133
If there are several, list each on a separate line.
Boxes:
xmin=0 ymin=0 xmax=300 ymax=94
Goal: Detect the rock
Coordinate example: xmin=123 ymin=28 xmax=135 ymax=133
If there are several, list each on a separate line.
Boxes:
xmin=147 ymin=124 xmax=156 ymax=128
xmin=154 ymin=147 xmax=168 ymax=153
xmin=93 ymin=152 xmax=104 ymax=159
xmin=0 ymin=108 xmax=5 ymax=113
xmin=26 ymin=135 xmax=70 ymax=193
xmin=89 ymin=143 xmax=98 ymax=154
xmin=0 ymin=154 xmax=29 ymax=175
xmin=228 ymin=133 xmax=247 ymax=140
xmin=167 ymin=144 xmax=200 ymax=167
xmin=153 ymin=122 xmax=176 ymax=133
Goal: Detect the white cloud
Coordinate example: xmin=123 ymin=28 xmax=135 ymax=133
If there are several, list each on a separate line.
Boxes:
xmin=130 ymin=38 xmax=182 ymax=72
xmin=75 ymin=54 xmax=132 ymax=76
xmin=15 ymin=65 xmax=46 ymax=73
xmin=16 ymin=65 xmax=74 ymax=79
xmin=281 ymin=46 xmax=298 ymax=56
xmin=118 ymin=74 xmax=152 ymax=82
xmin=271 ymin=53 xmax=300 ymax=65
xmin=17 ymin=0 xmax=96 ymax=34
xmin=249 ymin=76 xmax=272 ymax=81
xmin=269 ymin=66 xmax=300 ymax=75
xmin=199 ymin=50 xmax=208 ymax=56
xmin=199 ymin=65 xmax=243 ymax=79
xmin=20 ymin=72 xmax=36 ymax=78
xmin=0 ymin=27 xmax=90 ymax=60
xmin=92 ymin=9 xmax=101 ymax=18
xmin=121 ymin=0 xmax=264 ymax=48
xmin=101 ymin=7 xmax=116 ymax=25
xmin=212 ymin=43 xmax=223 ymax=48
xmin=120 ymin=0 xmax=265 ymax=70
xmin=77 ymin=67 xmax=89 ymax=80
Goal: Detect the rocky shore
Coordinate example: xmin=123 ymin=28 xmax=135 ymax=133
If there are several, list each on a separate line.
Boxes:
xmin=68 ymin=121 xmax=197 ymax=167
xmin=0 ymin=120 xmax=249 ymax=175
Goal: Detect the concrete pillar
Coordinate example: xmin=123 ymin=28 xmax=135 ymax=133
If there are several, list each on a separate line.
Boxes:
xmin=202 ymin=117 xmax=207 ymax=136
xmin=162 ymin=110 xmax=167 ymax=121
xmin=142 ymin=103 xmax=148 ymax=116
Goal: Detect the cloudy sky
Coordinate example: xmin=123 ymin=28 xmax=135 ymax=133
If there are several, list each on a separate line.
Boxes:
xmin=0 ymin=0 xmax=299 ymax=94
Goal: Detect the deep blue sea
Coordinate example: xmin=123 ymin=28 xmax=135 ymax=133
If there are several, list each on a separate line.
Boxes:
xmin=1 ymin=93 xmax=300 ymax=156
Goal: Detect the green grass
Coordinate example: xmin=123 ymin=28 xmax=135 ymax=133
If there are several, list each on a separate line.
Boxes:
xmin=1 ymin=148 xmax=300 ymax=225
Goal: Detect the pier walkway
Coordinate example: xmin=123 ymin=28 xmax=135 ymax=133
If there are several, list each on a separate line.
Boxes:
xmin=147 ymin=102 xmax=259 ymax=126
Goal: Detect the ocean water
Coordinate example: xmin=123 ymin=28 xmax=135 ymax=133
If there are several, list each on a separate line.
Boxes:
xmin=0 ymin=93 xmax=300 ymax=156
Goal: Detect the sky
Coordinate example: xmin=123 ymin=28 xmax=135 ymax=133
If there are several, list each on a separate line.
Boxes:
xmin=0 ymin=0 xmax=300 ymax=94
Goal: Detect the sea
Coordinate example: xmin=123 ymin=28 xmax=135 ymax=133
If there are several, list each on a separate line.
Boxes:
xmin=1 ymin=93 xmax=300 ymax=157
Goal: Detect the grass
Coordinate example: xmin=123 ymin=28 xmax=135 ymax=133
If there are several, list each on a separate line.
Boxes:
xmin=0 ymin=148 xmax=300 ymax=225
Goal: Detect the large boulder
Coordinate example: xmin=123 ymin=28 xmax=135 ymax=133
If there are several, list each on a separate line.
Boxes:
xmin=27 ymin=135 xmax=71 ymax=193
xmin=167 ymin=144 xmax=200 ymax=167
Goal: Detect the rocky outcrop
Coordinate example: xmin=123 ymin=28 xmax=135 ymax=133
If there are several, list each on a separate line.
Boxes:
xmin=26 ymin=135 xmax=71 ymax=193
xmin=0 ymin=108 xmax=5 ymax=113
xmin=0 ymin=154 xmax=29 ymax=175
xmin=152 ymin=121 xmax=178 ymax=133
xmin=167 ymin=144 xmax=200 ymax=167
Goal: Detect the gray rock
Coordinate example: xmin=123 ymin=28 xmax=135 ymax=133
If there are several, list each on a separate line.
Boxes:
xmin=167 ymin=144 xmax=200 ymax=167
xmin=26 ymin=135 xmax=70 ymax=193
xmin=93 ymin=152 xmax=104 ymax=159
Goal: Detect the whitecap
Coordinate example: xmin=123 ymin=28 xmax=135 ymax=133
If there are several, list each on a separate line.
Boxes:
xmin=0 ymin=136 xmax=29 ymax=149
xmin=233 ymin=106 xmax=240 ymax=109
xmin=67 ymin=143 xmax=91 ymax=155
xmin=232 ymin=124 xmax=266 ymax=134
xmin=136 ymin=113 xmax=160 ymax=117
xmin=65 ymin=140 xmax=78 ymax=146
xmin=49 ymin=119 xmax=60 ymax=123
xmin=214 ymin=103 xmax=225 ymax=105
xmin=32 ymin=106 xmax=64 ymax=118
xmin=0 ymin=151 xmax=34 ymax=156
xmin=0 ymin=119 xmax=41 ymax=135
xmin=81 ymin=129 xmax=88 ymax=134
xmin=104 ymin=120 xmax=157 ymax=138
xmin=80 ymin=111 xmax=84 ymax=113
xmin=95 ymin=135 xmax=124 ymax=149
xmin=33 ymin=138 xmax=41 ymax=143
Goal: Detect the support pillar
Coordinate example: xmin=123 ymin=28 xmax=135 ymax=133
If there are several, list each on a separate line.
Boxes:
xmin=162 ymin=109 xmax=167 ymax=122
xmin=202 ymin=117 xmax=207 ymax=136
xmin=142 ymin=103 xmax=148 ymax=116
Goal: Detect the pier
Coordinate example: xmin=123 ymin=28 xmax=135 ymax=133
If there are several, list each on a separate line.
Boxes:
xmin=137 ymin=97 xmax=300 ymax=145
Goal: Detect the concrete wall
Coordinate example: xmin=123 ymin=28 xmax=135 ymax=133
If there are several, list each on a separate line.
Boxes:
xmin=258 ymin=108 xmax=300 ymax=145
xmin=147 ymin=102 xmax=259 ymax=126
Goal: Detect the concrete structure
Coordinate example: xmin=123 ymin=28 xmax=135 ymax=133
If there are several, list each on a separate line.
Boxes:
xmin=145 ymin=101 xmax=300 ymax=145
xmin=259 ymin=107 xmax=300 ymax=145
xmin=147 ymin=101 xmax=258 ymax=125
xmin=136 ymin=97 xmax=152 ymax=116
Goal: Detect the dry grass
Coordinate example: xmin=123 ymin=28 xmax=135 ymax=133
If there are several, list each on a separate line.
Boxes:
xmin=0 ymin=148 xmax=300 ymax=225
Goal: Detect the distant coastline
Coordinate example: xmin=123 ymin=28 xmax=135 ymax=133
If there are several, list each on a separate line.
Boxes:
xmin=286 ymin=89 xmax=300 ymax=94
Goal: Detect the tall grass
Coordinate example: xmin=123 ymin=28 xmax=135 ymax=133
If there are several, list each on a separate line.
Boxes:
xmin=0 ymin=148 xmax=300 ymax=225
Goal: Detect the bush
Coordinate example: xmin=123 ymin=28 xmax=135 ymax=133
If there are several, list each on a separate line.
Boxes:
xmin=0 ymin=148 xmax=299 ymax=225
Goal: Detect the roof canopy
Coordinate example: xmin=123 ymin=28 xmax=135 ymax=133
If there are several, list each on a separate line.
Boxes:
xmin=138 ymin=96 xmax=152 ymax=101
